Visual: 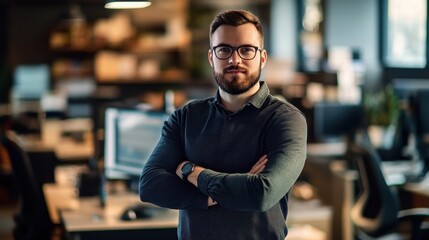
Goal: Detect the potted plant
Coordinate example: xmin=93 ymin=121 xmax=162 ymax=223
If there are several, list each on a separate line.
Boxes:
xmin=363 ymin=84 xmax=400 ymax=148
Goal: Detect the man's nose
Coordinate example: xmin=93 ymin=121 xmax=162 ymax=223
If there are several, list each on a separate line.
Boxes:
xmin=229 ymin=50 xmax=242 ymax=65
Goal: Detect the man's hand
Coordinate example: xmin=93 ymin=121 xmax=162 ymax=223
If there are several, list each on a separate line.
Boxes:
xmin=249 ymin=154 xmax=268 ymax=174
xmin=208 ymin=196 xmax=217 ymax=206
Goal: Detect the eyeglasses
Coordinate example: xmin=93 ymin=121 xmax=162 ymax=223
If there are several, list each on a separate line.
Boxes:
xmin=212 ymin=45 xmax=262 ymax=60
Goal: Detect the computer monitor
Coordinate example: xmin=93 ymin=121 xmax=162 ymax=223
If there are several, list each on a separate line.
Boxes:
xmin=392 ymin=79 xmax=429 ymax=101
xmin=104 ymin=106 xmax=169 ymax=180
xmin=393 ymin=79 xmax=429 ymax=171
xmin=12 ymin=64 xmax=50 ymax=100
xmin=313 ymin=102 xmax=364 ymax=142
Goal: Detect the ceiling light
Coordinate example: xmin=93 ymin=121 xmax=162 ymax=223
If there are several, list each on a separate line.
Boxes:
xmin=105 ymin=0 xmax=152 ymax=9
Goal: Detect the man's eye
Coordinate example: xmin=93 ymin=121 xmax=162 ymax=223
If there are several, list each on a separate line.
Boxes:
xmin=240 ymin=47 xmax=255 ymax=53
xmin=218 ymin=47 xmax=231 ymax=53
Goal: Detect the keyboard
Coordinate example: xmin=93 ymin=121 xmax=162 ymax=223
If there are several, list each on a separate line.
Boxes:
xmin=381 ymin=160 xmax=425 ymax=185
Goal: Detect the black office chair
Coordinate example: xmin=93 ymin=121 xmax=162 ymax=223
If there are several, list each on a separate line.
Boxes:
xmin=414 ymin=90 xmax=429 ymax=173
xmin=348 ymin=131 xmax=429 ymax=240
xmin=0 ymin=131 xmax=65 ymax=240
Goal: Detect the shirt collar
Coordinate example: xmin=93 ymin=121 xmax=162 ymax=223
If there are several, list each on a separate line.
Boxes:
xmin=214 ymin=81 xmax=270 ymax=109
xmin=248 ymin=81 xmax=269 ymax=108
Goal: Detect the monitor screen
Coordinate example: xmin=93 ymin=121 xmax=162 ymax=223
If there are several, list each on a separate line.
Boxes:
xmin=393 ymin=79 xmax=429 ymax=164
xmin=314 ymin=102 xmax=364 ymax=142
xmin=13 ymin=64 xmax=50 ymax=99
xmin=104 ymin=107 xmax=169 ymax=179
xmin=392 ymin=79 xmax=429 ymax=100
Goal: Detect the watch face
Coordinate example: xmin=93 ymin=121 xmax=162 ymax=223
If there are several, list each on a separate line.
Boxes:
xmin=181 ymin=163 xmax=194 ymax=175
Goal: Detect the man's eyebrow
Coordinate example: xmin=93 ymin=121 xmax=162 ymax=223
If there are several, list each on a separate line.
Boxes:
xmin=213 ymin=43 xmax=231 ymax=47
xmin=214 ymin=44 xmax=256 ymax=47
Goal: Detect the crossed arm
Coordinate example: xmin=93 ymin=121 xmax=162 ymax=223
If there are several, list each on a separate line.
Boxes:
xmin=175 ymin=155 xmax=269 ymax=206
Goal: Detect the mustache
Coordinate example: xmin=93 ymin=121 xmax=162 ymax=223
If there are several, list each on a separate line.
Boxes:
xmin=224 ymin=66 xmax=246 ymax=72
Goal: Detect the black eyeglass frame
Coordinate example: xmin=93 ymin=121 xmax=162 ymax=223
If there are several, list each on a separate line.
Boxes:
xmin=211 ymin=45 xmax=263 ymax=60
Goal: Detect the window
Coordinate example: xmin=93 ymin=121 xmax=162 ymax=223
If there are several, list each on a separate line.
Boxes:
xmin=382 ymin=0 xmax=427 ymax=68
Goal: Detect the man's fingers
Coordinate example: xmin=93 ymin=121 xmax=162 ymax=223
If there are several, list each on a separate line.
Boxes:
xmin=253 ymin=155 xmax=268 ymax=167
xmin=249 ymin=155 xmax=268 ymax=174
xmin=251 ymin=158 xmax=267 ymax=171
xmin=251 ymin=164 xmax=266 ymax=174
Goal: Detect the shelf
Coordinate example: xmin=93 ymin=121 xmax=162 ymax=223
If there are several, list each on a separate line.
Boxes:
xmin=95 ymin=79 xmax=215 ymax=93
xmin=46 ymin=2 xmax=195 ymax=111
xmin=97 ymin=80 xmax=186 ymax=87
xmin=50 ymin=47 xmax=99 ymax=55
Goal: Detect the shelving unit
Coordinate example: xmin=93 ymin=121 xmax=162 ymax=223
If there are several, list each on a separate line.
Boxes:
xmin=43 ymin=1 xmax=206 ymax=163
xmin=45 ymin=1 xmax=197 ymax=119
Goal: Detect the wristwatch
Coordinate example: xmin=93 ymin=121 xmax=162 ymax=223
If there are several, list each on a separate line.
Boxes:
xmin=181 ymin=162 xmax=196 ymax=181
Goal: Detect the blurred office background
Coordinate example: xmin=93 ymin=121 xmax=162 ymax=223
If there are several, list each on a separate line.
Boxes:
xmin=1 ymin=0 xmax=429 ymax=240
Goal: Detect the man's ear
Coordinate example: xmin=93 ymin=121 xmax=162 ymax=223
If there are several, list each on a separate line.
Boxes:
xmin=208 ymin=49 xmax=214 ymax=67
xmin=260 ymin=49 xmax=268 ymax=69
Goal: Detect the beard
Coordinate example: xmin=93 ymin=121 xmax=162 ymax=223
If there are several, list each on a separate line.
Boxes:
xmin=213 ymin=62 xmax=262 ymax=95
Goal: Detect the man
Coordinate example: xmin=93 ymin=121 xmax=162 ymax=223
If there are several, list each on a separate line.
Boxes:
xmin=139 ymin=10 xmax=307 ymax=240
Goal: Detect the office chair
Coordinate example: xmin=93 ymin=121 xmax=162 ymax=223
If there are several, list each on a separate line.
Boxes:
xmin=414 ymin=90 xmax=429 ymax=173
xmin=348 ymin=130 xmax=429 ymax=240
xmin=0 ymin=131 xmax=65 ymax=240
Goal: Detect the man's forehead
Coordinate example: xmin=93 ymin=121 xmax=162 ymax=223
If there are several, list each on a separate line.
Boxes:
xmin=211 ymin=24 xmax=261 ymax=46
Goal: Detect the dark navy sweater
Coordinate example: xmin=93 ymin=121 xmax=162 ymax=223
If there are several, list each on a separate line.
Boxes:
xmin=139 ymin=82 xmax=307 ymax=240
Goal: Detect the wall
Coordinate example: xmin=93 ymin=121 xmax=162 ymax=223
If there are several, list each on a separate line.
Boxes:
xmin=0 ymin=2 xmax=9 ymax=103
xmin=7 ymin=2 xmax=108 ymax=67
xmin=270 ymin=0 xmax=297 ymax=61
xmin=269 ymin=0 xmax=382 ymax=87
xmin=324 ymin=0 xmax=381 ymax=86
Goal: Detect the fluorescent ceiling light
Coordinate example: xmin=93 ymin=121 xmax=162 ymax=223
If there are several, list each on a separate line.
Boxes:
xmin=105 ymin=0 xmax=152 ymax=9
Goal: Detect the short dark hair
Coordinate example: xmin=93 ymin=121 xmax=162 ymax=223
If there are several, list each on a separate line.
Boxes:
xmin=209 ymin=10 xmax=264 ymax=47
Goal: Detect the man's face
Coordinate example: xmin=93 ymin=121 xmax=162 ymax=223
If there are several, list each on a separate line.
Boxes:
xmin=208 ymin=23 xmax=267 ymax=95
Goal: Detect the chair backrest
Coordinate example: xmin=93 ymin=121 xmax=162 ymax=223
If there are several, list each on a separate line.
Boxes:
xmin=0 ymin=131 xmax=53 ymax=238
xmin=349 ymin=130 xmax=401 ymax=237
xmin=415 ymin=90 xmax=429 ymax=168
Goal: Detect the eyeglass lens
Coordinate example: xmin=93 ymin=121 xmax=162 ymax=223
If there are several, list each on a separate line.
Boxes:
xmin=214 ymin=46 xmax=258 ymax=60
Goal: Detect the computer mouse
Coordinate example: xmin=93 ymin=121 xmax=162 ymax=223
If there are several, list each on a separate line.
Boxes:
xmin=120 ymin=205 xmax=152 ymax=221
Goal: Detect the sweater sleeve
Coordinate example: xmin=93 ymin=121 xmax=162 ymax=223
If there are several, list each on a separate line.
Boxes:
xmin=139 ymin=111 xmax=208 ymax=210
xmin=197 ymin=109 xmax=307 ymax=212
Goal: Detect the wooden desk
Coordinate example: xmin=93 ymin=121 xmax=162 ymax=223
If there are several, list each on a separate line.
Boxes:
xmin=401 ymin=172 xmax=429 ymax=208
xmin=307 ymin=141 xmax=346 ymax=158
xmin=287 ymin=198 xmax=332 ymax=240
xmin=16 ymin=128 xmax=93 ymax=185
xmin=17 ymin=131 xmax=93 ymax=163
xmin=44 ymin=184 xmax=178 ymax=240
xmin=15 ymin=118 xmax=93 ymax=162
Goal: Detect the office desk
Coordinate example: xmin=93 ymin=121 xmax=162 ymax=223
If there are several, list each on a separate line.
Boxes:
xmin=44 ymin=184 xmax=178 ymax=240
xmin=17 ymin=131 xmax=93 ymax=163
xmin=401 ymin=172 xmax=429 ymax=208
xmin=16 ymin=128 xmax=93 ymax=185
xmin=307 ymin=141 xmax=346 ymax=158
